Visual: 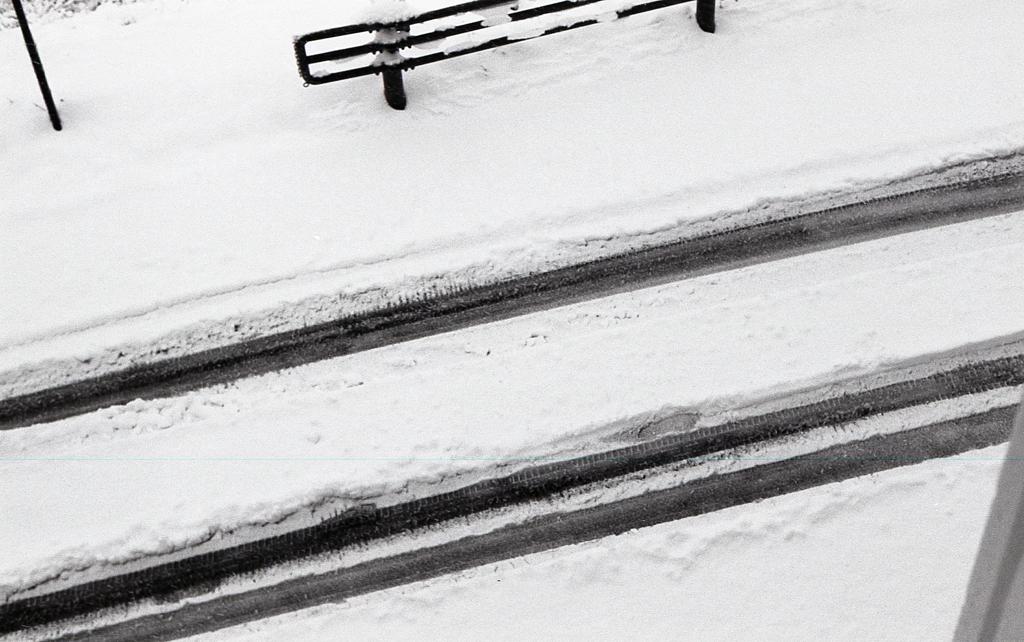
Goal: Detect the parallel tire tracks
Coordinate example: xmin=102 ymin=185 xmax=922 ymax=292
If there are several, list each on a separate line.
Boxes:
xmin=2 ymin=352 xmax=1022 ymax=641
xmin=51 ymin=407 xmax=1015 ymax=642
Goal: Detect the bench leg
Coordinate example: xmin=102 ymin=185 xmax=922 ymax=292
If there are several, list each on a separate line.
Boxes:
xmin=382 ymin=68 xmax=407 ymax=110
xmin=696 ymin=0 xmax=715 ymax=33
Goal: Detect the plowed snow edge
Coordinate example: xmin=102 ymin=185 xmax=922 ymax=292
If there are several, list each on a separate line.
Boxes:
xmin=3 ymin=161 xmax=1024 ymax=431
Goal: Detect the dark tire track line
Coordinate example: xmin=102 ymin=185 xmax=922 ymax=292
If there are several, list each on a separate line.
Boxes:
xmin=3 ymin=172 xmax=1024 ymax=430
xmin=2 ymin=353 xmax=1022 ymax=639
xmin=35 ymin=407 xmax=1019 ymax=642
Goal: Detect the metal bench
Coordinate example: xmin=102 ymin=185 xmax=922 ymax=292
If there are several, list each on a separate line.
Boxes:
xmin=294 ymin=0 xmax=717 ymax=110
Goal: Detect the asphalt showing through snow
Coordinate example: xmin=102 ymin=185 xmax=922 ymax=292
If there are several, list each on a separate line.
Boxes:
xmin=2 ymin=350 xmax=1021 ymax=641
xmin=3 ymin=171 xmax=1024 ymax=431
xmin=56 ymin=408 xmax=1015 ymax=642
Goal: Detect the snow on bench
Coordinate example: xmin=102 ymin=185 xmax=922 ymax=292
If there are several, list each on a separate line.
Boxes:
xmin=294 ymin=0 xmax=716 ymax=110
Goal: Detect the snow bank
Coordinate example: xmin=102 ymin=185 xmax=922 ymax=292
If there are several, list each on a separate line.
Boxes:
xmin=0 ymin=0 xmax=124 ymax=29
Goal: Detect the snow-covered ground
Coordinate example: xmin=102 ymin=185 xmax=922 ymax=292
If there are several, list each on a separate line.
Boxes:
xmin=3 ymin=0 xmax=1024 ymax=637
xmin=2 ymin=0 xmax=1024 ymax=377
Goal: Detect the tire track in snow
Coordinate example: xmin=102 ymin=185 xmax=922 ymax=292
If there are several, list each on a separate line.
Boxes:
xmin=1 ymin=349 xmax=1021 ymax=641
xmin=3 ymin=171 xmax=1024 ymax=431
xmin=59 ymin=409 xmax=1010 ymax=642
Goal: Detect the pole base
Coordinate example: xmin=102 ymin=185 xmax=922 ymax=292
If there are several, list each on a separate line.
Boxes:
xmin=382 ymin=68 xmax=407 ymax=110
xmin=696 ymin=0 xmax=716 ymax=33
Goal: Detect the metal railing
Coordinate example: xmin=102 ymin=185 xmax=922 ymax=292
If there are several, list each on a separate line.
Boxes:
xmin=294 ymin=0 xmax=716 ymax=109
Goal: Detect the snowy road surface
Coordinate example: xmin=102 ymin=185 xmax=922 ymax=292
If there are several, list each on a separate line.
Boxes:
xmin=5 ymin=167 xmax=1022 ymax=429
xmin=182 ymin=446 xmax=1005 ymax=642
xmin=2 ymin=209 xmax=1023 ymax=604
xmin=3 ymin=0 xmax=1024 ymax=638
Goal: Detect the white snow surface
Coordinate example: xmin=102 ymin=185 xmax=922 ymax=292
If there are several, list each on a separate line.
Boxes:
xmin=2 ymin=0 xmax=1024 ymax=361
xmin=358 ymin=0 xmax=419 ymax=25
xmin=2 ymin=212 xmax=1023 ymax=597
xmin=189 ymin=445 xmax=1006 ymax=642
xmin=3 ymin=0 xmax=1024 ymax=631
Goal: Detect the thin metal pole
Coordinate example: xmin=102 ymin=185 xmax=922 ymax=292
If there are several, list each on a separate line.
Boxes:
xmin=12 ymin=0 xmax=62 ymax=131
